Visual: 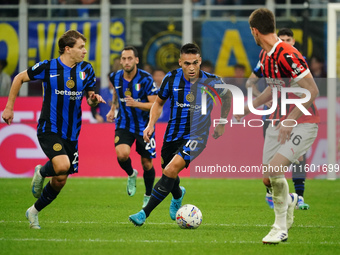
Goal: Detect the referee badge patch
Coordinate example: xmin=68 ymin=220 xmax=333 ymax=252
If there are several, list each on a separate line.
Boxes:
xmin=53 ymin=143 xmax=62 ymax=151
xmin=115 ymin=136 xmax=120 ymax=144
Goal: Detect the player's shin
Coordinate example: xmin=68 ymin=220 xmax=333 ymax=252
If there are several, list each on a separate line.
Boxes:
xmin=143 ymin=166 xmax=155 ymax=196
xmin=34 ymin=181 xmax=60 ymax=212
xmin=171 ymin=176 xmax=182 ymax=199
xmin=269 ymin=175 xmax=289 ymax=231
xmin=118 ymin=157 xmax=134 ymax=176
xmin=143 ymin=174 xmax=175 ymax=217
xmin=39 ymin=161 xmax=57 ymax=177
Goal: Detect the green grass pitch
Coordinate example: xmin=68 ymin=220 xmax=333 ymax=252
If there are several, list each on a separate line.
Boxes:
xmin=0 ymin=178 xmax=339 ymax=255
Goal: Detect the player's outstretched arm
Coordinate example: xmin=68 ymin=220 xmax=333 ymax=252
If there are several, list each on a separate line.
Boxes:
xmin=276 ymin=72 xmax=319 ymax=144
xmin=284 ymin=72 xmax=319 ymax=121
xmin=245 ymin=72 xmax=261 ymax=97
xmin=234 ymin=85 xmax=272 ymax=122
xmin=212 ymin=89 xmax=232 ymax=139
xmin=143 ymin=96 xmax=165 ymax=143
xmin=2 ymin=70 xmax=30 ymax=125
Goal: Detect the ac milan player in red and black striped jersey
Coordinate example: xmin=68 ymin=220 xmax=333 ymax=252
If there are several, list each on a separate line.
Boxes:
xmin=236 ymin=8 xmax=319 ymax=244
xmin=246 ymin=28 xmax=312 ymax=211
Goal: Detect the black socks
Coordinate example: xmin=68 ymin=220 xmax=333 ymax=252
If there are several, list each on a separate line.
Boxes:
xmin=118 ymin=157 xmax=134 ymax=176
xmin=143 ymin=166 xmax=155 ymax=196
xmin=39 ymin=161 xmax=56 ymax=177
xmin=143 ymin=174 xmax=176 ymax=217
xmin=34 ymin=181 xmax=60 ymax=211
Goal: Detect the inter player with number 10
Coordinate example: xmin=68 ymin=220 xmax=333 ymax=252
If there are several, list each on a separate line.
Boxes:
xmin=129 ymin=43 xmax=232 ymax=226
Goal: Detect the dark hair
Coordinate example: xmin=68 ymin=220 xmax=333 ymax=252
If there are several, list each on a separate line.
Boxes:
xmin=234 ymin=63 xmax=245 ymax=70
xmin=0 ymin=59 xmax=8 ymax=69
xmin=249 ymin=8 xmax=275 ymax=35
xmin=277 ymin=28 xmax=294 ymax=38
xmin=58 ymin=30 xmax=86 ymax=55
xmin=122 ymin=45 xmax=138 ymax=58
xmin=152 ymin=67 xmax=165 ymax=74
xmin=201 ymin=60 xmax=214 ymax=68
xmin=310 ymin=54 xmax=325 ymax=63
xmin=180 ymin=43 xmax=201 ymax=55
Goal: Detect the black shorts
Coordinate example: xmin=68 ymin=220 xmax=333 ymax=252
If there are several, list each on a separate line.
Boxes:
xmin=161 ymin=137 xmax=206 ymax=169
xmin=38 ymin=132 xmax=79 ymax=174
xmin=114 ymin=129 xmax=156 ymax=159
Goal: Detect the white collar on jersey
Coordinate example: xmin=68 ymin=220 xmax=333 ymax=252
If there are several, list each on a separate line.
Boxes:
xmin=267 ymin=38 xmax=282 ymax=57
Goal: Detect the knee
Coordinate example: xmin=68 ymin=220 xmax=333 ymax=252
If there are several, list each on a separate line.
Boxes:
xmin=53 ymin=161 xmax=71 ymax=175
xmin=163 ymin=165 xmax=179 ymax=179
xmin=263 ymin=178 xmax=271 ymax=187
xmin=142 ymin=159 xmax=153 ymax=170
xmin=117 ymin=153 xmax=129 ymax=162
xmin=163 ymin=156 xmax=185 ymax=179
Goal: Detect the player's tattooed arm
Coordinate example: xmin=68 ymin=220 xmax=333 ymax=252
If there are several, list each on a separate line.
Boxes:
xmin=112 ymin=90 xmax=119 ymax=108
xmin=220 ymin=89 xmax=232 ymax=119
xmin=212 ymin=90 xmax=231 ymax=139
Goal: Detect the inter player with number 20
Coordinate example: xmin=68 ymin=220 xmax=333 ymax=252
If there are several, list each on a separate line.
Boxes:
xmin=106 ymin=46 xmax=158 ymax=208
xmin=1 ymin=30 xmax=106 ymax=229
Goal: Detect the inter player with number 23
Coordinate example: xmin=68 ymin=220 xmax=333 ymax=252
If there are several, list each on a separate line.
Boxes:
xmin=2 ymin=30 xmax=106 ymax=229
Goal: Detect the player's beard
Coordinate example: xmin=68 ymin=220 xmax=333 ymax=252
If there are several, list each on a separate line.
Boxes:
xmin=253 ymin=35 xmax=261 ymax=47
xmin=123 ymin=64 xmax=135 ymax=74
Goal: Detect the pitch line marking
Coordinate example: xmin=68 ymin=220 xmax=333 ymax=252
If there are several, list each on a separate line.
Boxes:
xmin=0 ymin=220 xmax=336 ymax=229
xmin=0 ymin=237 xmax=339 ymax=245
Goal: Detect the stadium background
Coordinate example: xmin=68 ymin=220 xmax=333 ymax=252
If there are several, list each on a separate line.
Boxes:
xmin=0 ymin=0 xmax=333 ymax=178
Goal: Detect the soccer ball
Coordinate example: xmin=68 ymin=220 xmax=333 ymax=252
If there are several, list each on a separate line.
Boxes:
xmin=176 ymin=204 xmax=202 ymax=229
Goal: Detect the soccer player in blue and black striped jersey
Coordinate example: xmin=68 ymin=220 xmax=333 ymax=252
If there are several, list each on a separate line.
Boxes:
xmin=2 ymin=30 xmax=106 ymax=229
xmin=106 ymin=46 xmax=158 ymax=207
xmin=129 ymin=43 xmax=232 ymax=226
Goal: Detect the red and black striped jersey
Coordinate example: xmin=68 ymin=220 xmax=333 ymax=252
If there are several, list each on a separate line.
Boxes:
xmin=257 ymin=40 xmax=319 ymax=124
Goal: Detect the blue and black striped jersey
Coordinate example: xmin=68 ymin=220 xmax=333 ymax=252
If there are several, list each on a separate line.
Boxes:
xmin=158 ymin=68 xmax=226 ymax=142
xmin=253 ymin=58 xmax=264 ymax=78
xmin=27 ymin=57 xmax=96 ymax=141
xmin=110 ymin=69 xmax=157 ymax=136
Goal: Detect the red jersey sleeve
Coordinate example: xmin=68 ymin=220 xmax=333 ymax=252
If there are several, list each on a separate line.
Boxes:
xmin=277 ymin=43 xmax=310 ymax=81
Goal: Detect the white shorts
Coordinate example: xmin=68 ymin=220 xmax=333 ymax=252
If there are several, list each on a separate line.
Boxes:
xmin=262 ymin=123 xmax=318 ymax=165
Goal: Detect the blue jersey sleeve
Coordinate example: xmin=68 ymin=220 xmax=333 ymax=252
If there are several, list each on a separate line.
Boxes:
xmin=27 ymin=60 xmax=49 ymax=81
xmin=158 ymin=72 xmax=171 ymax=100
xmin=83 ymin=62 xmax=96 ymax=92
xmin=203 ymin=75 xmax=227 ymax=97
xmin=253 ymin=60 xmax=263 ymax=78
xmin=215 ymin=77 xmax=228 ymax=97
xmin=144 ymin=75 xmax=158 ymax=96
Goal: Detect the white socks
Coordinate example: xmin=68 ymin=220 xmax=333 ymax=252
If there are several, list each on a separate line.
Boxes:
xmin=269 ymin=175 xmax=289 ymax=231
xmin=29 ymin=205 xmax=39 ymax=215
